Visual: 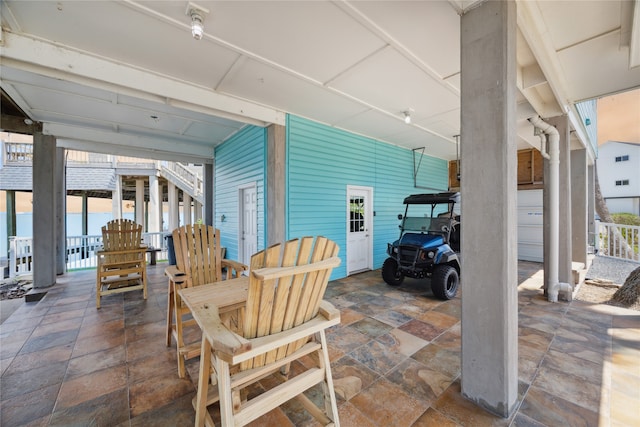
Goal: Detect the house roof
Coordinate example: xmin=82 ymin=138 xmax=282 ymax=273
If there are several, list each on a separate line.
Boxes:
xmin=0 ymin=166 xmax=115 ymax=192
xmin=599 ymin=141 xmax=640 ymax=148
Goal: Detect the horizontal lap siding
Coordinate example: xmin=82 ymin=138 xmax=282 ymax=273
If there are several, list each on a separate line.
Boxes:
xmin=287 ymin=115 xmax=448 ymax=279
xmin=215 ymin=126 xmax=266 ymax=260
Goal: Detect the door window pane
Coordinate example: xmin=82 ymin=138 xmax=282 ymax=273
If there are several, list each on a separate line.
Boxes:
xmin=350 ymin=197 xmax=364 ymax=232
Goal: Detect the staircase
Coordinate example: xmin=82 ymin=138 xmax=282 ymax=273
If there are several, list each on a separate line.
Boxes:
xmin=160 ymin=162 xmax=204 ymax=204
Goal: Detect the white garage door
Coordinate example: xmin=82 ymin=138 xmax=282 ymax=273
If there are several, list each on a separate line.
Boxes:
xmin=518 ymin=189 xmax=543 ymax=262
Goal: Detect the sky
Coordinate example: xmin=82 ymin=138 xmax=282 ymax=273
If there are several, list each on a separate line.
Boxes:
xmin=597 ymin=88 xmax=640 ymax=145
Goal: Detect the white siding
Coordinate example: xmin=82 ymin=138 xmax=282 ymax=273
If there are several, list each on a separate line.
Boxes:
xmin=598 ymin=142 xmax=640 ymax=214
xmin=518 ymin=189 xmax=543 ymax=262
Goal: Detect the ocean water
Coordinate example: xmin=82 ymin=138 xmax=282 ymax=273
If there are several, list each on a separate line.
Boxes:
xmin=0 ymin=212 xmax=172 ymax=254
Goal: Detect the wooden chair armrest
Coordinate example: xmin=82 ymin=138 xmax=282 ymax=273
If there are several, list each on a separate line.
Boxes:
xmin=222 ymin=259 xmax=248 ymax=272
xmin=165 ymin=265 xmax=187 ymax=284
xmin=318 ymin=300 xmax=340 ymax=321
xmin=221 ymin=311 xmax=340 ymax=365
xmin=199 ymin=305 xmax=252 ymax=358
xmin=251 ymin=257 xmax=341 ymax=281
xmin=221 ymin=259 xmax=248 ymax=279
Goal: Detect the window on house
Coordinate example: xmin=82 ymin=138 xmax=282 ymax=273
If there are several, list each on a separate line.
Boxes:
xmin=615 ymin=155 xmax=630 ymax=162
xmin=615 ymin=180 xmax=630 ymax=186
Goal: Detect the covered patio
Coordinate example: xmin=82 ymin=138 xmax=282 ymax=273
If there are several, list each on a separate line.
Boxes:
xmin=1 ymin=262 xmax=638 ymax=426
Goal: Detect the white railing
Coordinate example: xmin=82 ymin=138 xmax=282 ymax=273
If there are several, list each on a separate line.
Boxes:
xmin=3 ymin=142 xmax=157 ymax=167
xmin=595 ymin=222 xmax=640 ymax=262
xmin=8 ymin=232 xmax=170 ymax=278
xmin=3 ymin=142 xmax=33 ymax=164
xmin=9 ymin=237 xmax=33 ymax=277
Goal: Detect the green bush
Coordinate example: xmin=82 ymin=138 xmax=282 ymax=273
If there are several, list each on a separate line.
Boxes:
xmin=612 ymin=213 xmax=640 ymax=226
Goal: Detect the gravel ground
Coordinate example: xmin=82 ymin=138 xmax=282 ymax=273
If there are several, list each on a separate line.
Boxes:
xmin=586 ymin=256 xmax=639 ymax=285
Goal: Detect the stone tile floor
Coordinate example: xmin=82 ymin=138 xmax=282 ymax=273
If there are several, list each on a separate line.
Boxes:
xmin=1 ymin=261 xmax=638 ymax=426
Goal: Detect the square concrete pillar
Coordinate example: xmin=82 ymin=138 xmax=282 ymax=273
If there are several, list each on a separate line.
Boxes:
xmin=112 ymin=175 xmax=122 ymax=219
xmin=32 ymin=133 xmax=57 ymax=290
xmin=204 ymin=163 xmax=214 ymax=226
xmin=148 ymin=174 xmax=161 ymax=233
xmin=168 ymin=182 xmax=179 ymax=231
xmin=183 ymin=193 xmax=192 ymax=225
xmin=571 ymin=149 xmax=588 ymax=265
xmin=6 ymin=190 xmax=16 ymax=257
xmin=267 ymin=124 xmax=286 ymax=245
xmin=135 ymin=178 xmax=145 ymax=228
xmin=194 ymin=201 xmax=203 ymax=223
xmin=460 ymin=0 xmax=518 ymax=418
xmin=55 ymin=147 xmax=66 ymax=275
xmin=587 ymin=164 xmax=595 ymax=249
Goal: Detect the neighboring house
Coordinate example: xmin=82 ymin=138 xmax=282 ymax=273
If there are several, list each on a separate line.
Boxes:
xmin=598 ymin=141 xmax=640 ymax=215
xmin=214 ymin=115 xmax=448 ymax=280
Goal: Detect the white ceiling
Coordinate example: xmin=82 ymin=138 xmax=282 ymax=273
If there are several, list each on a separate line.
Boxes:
xmin=1 ymin=0 xmax=639 ymax=163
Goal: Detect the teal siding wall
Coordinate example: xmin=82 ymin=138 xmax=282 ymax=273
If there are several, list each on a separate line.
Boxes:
xmin=286 ymin=115 xmax=448 ymax=279
xmin=214 ymin=126 xmax=266 ymax=260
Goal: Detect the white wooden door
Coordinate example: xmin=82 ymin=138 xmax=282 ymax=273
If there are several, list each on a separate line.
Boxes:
xmin=347 ymin=186 xmax=373 ymax=274
xmin=240 ymin=186 xmax=257 ymax=265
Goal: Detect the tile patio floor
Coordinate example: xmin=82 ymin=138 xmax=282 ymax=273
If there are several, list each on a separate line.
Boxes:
xmin=1 ymin=261 xmax=638 ymax=426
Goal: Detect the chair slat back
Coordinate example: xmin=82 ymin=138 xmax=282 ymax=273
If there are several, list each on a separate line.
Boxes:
xmin=173 ymin=224 xmax=223 ymax=288
xmin=101 ymin=219 xmax=143 ymax=262
xmin=241 ymin=236 xmax=339 ymax=369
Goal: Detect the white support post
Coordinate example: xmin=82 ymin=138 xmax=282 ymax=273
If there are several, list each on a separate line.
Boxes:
xmin=112 ymin=175 xmax=122 ymax=219
xmin=135 ymin=179 xmax=145 ymax=228
xmin=149 ymin=174 xmax=161 ymax=233
xmin=183 ymin=193 xmax=192 ymax=225
xmin=168 ymin=181 xmax=179 ymax=231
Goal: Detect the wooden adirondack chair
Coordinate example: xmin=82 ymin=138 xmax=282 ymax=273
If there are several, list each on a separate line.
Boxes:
xmin=96 ymin=219 xmax=147 ymax=309
xmin=165 ymin=224 xmax=247 ymax=378
xmin=192 ymin=236 xmax=341 ymax=427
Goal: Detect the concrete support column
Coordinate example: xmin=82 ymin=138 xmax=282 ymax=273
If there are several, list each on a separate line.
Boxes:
xmin=194 ymin=201 xmax=203 ymax=224
xmin=32 ymin=133 xmax=57 ymax=290
xmin=183 ymin=193 xmax=192 ymax=225
xmin=5 ymin=190 xmax=16 ymax=256
xmin=148 ymin=174 xmax=161 ymax=233
xmin=543 ymin=115 xmax=573 ymax=297
xmin=81 ymin=192 xmax=89 ymax=236
xmin=55 ymin=147 xmax=66 ymax=275
xmin=168 ymin=182 xmax=179 ymax=231
xmin=112 ymin=175 xmax=122 ymax=219
xmin=460 ymin=0 xmax=518 ymax=418
xmin=135 ymin=178 xmax=145 ymax=228
xmin=571 ymin=148 xmax=588 ymax=266
xmin=267 ymin=124 xmax=286 ymax=245
xmin=204 ymin=163 xmax=214 ymax=226
xmin=587 ymin=164 xmax=595 ymax=250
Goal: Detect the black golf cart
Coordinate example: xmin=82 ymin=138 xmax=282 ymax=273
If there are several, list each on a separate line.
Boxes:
xmin=382 ymin=192 xmax=461 ymax=300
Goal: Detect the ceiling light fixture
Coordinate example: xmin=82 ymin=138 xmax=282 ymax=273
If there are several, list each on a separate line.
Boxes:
xmin=190 ymin=10 xmax=204 ymax=39
xmin=403 ymin=110 xmax=412 ymax=124
xmin=186 ymin=2 xmax=209 ymax=40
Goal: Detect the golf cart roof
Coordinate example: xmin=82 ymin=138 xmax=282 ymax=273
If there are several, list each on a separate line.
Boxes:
xmin=403 ymin=192 xmax=460 ymax=205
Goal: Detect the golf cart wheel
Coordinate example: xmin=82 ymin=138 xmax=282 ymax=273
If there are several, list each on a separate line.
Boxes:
xmin=382 ymin=258 xmax=404 ymax=286
xmin=431 ymin=265 xmax=459 ymax=300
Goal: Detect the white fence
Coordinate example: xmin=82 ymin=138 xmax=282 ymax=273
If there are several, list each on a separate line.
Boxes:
xmin=8 ymin=232 xmax=169 ymax=278
xmin=595 ymin=222 xmax=640 ymax=262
